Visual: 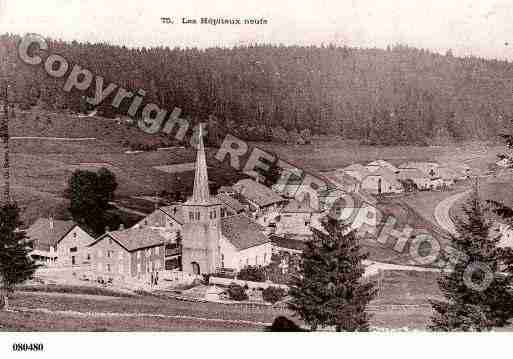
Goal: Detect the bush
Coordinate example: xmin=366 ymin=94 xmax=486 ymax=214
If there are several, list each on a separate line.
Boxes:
xmin=237 ymin=266 xmax=266 ymax=282
xmin=268 ymin=316 xmax=304 ymax=332
xmin=262 ymin=286 xmax=287 ymax=304
xmin=227 ymin=283 xmax=248 ymax=301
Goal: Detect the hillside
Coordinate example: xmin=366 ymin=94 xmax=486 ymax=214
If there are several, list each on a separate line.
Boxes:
xmin=2 ymin=33 xmax=513 ymax=145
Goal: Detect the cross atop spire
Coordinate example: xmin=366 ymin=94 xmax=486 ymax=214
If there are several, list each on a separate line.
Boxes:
xmin=191 ymin=124 xmax=211 ymax=204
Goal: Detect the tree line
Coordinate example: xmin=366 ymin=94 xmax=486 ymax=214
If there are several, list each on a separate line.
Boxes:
xmin=2 ymin=33 xmax=513 ymax=145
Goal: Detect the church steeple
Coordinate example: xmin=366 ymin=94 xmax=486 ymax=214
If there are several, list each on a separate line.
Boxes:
xmin=191 ymin=124 xmax=211 ymax=204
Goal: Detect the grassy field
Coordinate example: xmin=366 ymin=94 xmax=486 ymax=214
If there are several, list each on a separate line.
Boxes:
xmin=0 ymin=267 xmax=447 ymax=331
xmin=253 ymin=138 xmax=502 ymax=173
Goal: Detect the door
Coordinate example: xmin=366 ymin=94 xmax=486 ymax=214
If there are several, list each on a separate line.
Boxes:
xmin=191 ymin=262 xmax=200 ymax=275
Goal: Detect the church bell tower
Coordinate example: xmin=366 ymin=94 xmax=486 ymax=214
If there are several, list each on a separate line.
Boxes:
xmin=181 ymin=124 xmax=222 ymax=275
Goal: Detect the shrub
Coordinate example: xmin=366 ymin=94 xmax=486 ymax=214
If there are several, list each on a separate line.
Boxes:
xmin=268 ymin=316 xmax=304 ymax=332
xmin=237 ymin=266 xmax=266 ymax=282
xmin=227 ymin=283 xmax=248 ymax=301
xmin=262 ymin=286 xmax=287 ymax=303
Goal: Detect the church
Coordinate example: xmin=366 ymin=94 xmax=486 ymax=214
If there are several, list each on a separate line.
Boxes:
xmin=116 ymin=124 xmax=272 ymax=278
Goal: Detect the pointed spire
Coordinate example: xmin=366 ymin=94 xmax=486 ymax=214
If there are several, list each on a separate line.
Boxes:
xmin=191 ymin=123 xmax=211 ymax=204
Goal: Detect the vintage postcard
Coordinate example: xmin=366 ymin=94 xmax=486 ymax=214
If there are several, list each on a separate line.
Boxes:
xmin=0 ymin=0 xmax=513 ymax=357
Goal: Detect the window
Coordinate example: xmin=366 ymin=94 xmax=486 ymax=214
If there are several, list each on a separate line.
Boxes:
xmin=119 ymin=252 xmax=123 ymax=261
xmin=71 ymin=256 xmax=76 ymax=265
xmin=155 ymin=246 xmax=160 ymax=256
xmin=195 ymin=212 xmax=200 ymax=220
xmin=137 ymin=263 xmax=141 ymax=273
xmin=137 ymin=251 xmax=141 ymax=260
xmin=73 ymin=232 xmax=77 ymax=239
xmin=146 ymin=249 xmax=150 ymax=258
xmin=87 ymin=253 xmax=91 ymax=261
xmin=263 ymin=253 xmax=267 ymax=263
xmin=189 ymin=212 xmax=194 ymax=221
xmin=107 ymin=264 xmax=111 ymax=272
xmin=255 ymin=256 xmax=258 ymax=265
xmin=107 ymin=250 xmax=112 ymax=258
xmin=70 ymin=247 xmax=77 ymax=253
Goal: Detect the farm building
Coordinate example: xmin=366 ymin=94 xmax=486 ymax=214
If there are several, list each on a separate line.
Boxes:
xmin=361 ymin=167 xmax=403 ymax=194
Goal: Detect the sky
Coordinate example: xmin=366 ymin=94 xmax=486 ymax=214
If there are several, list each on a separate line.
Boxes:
xmin=2 ymin=0 xmax=513 ymax=60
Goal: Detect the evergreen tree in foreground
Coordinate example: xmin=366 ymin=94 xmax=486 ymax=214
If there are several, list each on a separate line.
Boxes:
xmin=430 ymin=190 xmax=513 ymax=331
xmin=0 ymin=202 xmax=38 ymax=309
xmin=288 ymin=218 xmax=376 ymax=331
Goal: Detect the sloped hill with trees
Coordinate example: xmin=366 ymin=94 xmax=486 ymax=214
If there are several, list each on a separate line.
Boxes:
xmin=1 ymin=33 xmax=513 ymax=145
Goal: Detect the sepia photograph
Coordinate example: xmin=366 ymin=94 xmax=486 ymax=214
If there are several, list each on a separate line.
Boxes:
xmin=1 ymin=0 xmax=513 ymax=357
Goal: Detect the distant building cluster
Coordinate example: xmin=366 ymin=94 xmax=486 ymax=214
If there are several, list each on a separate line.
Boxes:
xmin=324 ymin=159 xmax=472 ymax=195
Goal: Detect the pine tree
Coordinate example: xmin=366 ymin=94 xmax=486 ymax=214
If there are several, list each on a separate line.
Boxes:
xmin=288 ymin=217 xmax=376 ymax=331
xmin=430 ymin=189 xmax=513 ymax=331
xmin=0 ymin=202 xmax=39 ymax=309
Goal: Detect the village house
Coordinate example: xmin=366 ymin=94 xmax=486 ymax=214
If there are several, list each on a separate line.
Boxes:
xmin=87 ymin=226 xmax=179 ymax=282
xmin=397 ymin=168 xmax=431 ymax=190
xmin=361 ymin=167 xmax=403 ymax=194
xmin=321 ymin=170 xmax=361 ymax=193
xmin=366 ymin=160 xmax=399 ymax=173
xmin=343 ymin=163 xmax=372 ymax=182
xmin=215 ymin=192 xmax=249 ymax=215
xmin=25 ymin=218 xmax=77 ymax=266
xmin=399 ymin=161 xmax=440 ymax=177
xmin=232 ymin=178 xmax=286 ymax=226
xmin=219 ymin=214 xmax=272 ymax=271
xmin=274 ymin=196 xmax=323 ymax=238
xmin=54 ymin=224 xmax=96 ymax=267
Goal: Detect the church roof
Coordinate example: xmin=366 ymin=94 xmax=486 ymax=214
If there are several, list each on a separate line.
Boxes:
xmin=190 ymin=124 xmax=212 ymax=205
xmin=221 ymin=214 xmax=270 ymax=250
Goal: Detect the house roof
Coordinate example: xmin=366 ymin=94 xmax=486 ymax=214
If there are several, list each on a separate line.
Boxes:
xmin=366 ymin=160 xmax=398 ymax=172
xmin=215 ymin=193 xmax=247 ymax=212
xmin=282 ymin=199 xmax=318 ymax=213
xmin=270 ymin=235 xmax=305 ymax=251
xmin=221 ymin=214 xmax=270 ymax=250
xmin=26 ymin=218 xmax=77 ymax=248
xmin=90 ymin=227 xmax=170 ymax=252
xmin=233 ymin=179 xmax=285 ymax=208
xmin=365 ymin=167 xmax=401 ymax=185
xmin=343 ymin=164 xmax=371 ymax=181
xmin=323 ymin=171 xmax=360 ymax=186
xmin=397 ymin=168 xmax=427 ymax=180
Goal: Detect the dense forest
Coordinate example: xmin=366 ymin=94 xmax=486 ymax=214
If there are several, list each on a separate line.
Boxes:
xmin=1 ymin=33 xmax=513 ymax=145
